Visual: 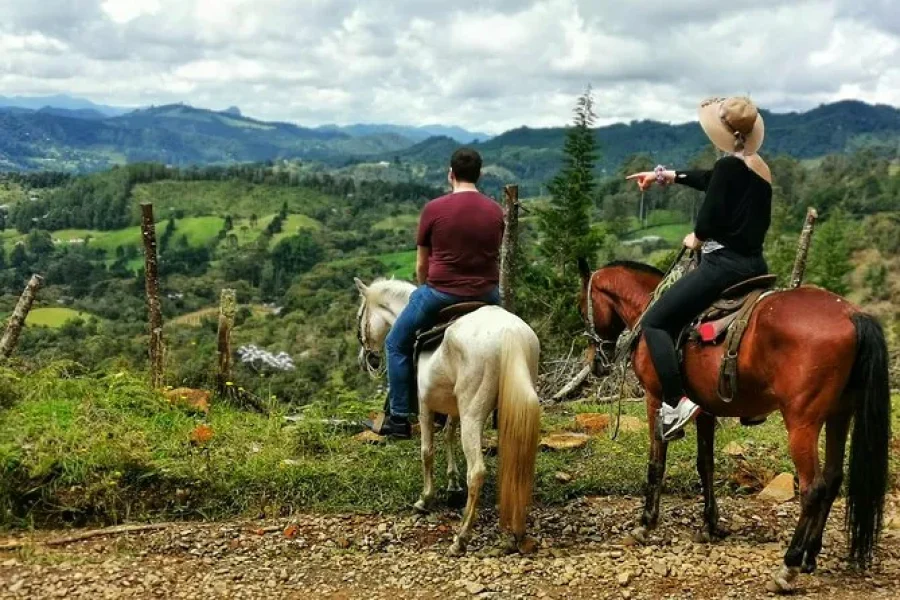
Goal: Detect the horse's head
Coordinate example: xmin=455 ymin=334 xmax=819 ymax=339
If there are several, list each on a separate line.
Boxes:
xmin=577 ymin=258 xmax=663 ymax=368
xmin=353 ymin=277 xmax=414 ymax=377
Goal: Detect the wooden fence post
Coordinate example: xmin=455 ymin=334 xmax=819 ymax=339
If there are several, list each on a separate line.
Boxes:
xmin=216 ymin=289 xmax=237 ymax=396
xmin=0 ymin=274 xmax=43 ymax=361
xmin=790 ymin=207 xmax=818 ymax=289
xmin=141 ymin=203 xmax=165 ymax=388
xmin=499 ymin=184 xmax=520 ymax=312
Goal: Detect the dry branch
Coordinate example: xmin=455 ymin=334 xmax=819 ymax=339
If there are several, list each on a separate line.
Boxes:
xmin=790 ymin=207 xmax=818 ymax=289
xmin=0 ymin=523 xmax=170 ymax=551
xmin=216 ymin=289 xmax=237 ymax=396
xmin=0 ymin=274 xmax=43 ymax=361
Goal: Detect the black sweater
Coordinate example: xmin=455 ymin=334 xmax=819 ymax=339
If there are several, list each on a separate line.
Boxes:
xmin=675 ymin=156 xmax=772 ymax=256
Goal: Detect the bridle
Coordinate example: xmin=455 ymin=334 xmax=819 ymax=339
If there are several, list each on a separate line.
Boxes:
xmin=356 ymin=297 xmax=393 ymax=379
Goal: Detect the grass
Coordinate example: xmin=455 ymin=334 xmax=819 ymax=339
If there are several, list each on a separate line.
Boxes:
xmin=625 ymin=222 xmax=692 ymax=245
xmin=372 ymin=214 xmax=418 ymax=232
xmin=2 ymin=366 xmax=897 ymax=528
xmin=24 ymin=308 xmax=95 ymax=328
xmin=170 ymin=305 xmax=273 ymax=327
xmin=376 ymin=250 xmax=417 ymax=279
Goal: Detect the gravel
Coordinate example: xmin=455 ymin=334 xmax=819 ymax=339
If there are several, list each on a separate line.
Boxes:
xmin=1 ymin=494 xmax=898 ymax=599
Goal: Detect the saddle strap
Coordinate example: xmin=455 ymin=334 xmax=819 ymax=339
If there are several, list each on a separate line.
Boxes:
xmin=717 ymin=289 xmax=770 ymax=403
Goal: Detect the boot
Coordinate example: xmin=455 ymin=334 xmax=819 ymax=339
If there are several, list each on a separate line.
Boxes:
xmin=363 ymin=413 xmax=411 ymax=440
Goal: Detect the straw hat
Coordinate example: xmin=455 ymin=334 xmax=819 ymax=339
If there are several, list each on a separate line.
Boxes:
xmin=698 ymin=96 xmax=765 ymax=155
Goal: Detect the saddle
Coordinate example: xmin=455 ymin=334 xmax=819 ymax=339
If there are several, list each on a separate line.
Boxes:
xmin=392 ymin=302 xmax=487 ymax=417
xmin=678 ymin=274 xmax=778 ymax=403
xmin=414 ymin=302 xmax=488 ymax=361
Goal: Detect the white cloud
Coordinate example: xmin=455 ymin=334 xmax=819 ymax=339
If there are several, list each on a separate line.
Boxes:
xmin=0 ymin=0 xmax=898 ymax=133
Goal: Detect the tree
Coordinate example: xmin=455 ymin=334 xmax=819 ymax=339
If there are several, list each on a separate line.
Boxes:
xmin=223 ymin=214 xmax=234 ymax=231
xmin=537 ymin=85 xmax=601 ymax=275
xmin=809 ymin=209 xmax=853 ymax=295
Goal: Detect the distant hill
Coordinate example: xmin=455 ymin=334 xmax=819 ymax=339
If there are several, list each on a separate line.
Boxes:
xmin=319 ymin=123 xmax=490 ymax=144
xmin=0 ymin=98 xmax=898 ymax=184
xmin=0 ymin=94 xmax=130 ymax=117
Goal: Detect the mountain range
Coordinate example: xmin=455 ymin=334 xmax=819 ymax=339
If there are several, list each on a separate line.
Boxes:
xmin=0 ymin=95 xmax=898 ymax=189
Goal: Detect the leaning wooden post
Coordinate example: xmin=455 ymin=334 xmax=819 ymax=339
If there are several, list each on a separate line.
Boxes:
xmin=0 ymin=274 xmax=43 ymax=361
xmin=140 ymin=203 xmax=165 ymax=388
xmin=499 ymin=184 xmax=520 ymax=312
xmin=216 ymin=289 xmax=237 ymax=397
xmin=790 ymin=207 xmax=818 ymax=289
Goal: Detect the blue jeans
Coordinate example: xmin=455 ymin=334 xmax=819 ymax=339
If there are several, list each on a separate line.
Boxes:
xmin=385 ymin=284 xmax=501 ymax=417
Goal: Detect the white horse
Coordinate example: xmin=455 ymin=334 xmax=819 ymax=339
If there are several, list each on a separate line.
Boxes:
xmin=353 ymin=276 xmax=542 ymax=555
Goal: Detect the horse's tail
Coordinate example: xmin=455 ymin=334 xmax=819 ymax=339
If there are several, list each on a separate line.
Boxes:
xmin=497 ymin=327 xmax=542 ymax=540
xmin=846 ymin=312 xmax=892 ymax=568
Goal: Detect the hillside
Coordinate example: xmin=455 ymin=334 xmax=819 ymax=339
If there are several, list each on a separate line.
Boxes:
xmin=2 ymin=100 xmax=900 ymax=188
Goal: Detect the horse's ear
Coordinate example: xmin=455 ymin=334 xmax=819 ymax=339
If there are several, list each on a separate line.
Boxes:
xmin=577 ymin=257 xmax=592 ymax=289
xmin=353 ymin=277 xmax=368 ymax=296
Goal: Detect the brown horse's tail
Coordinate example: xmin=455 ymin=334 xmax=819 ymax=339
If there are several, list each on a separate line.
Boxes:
xmin=497 ymin=328 xmax=541 ymax=541
xmin=846 ymin=313 xmax=892 ymax=568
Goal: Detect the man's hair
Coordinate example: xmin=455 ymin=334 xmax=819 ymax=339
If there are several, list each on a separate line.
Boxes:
xmin=450 ymin=148 xmax=482 ymax=184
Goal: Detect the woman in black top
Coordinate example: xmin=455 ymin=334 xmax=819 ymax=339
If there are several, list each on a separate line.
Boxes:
xmin=626 ymin=96 xmax=773 ymax=442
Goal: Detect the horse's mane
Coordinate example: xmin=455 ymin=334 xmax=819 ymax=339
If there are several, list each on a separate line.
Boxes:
xmin=365 ymin=278 xmax=416 ymax=306
xmin=602 ymin=260 xmax=664 ymax=277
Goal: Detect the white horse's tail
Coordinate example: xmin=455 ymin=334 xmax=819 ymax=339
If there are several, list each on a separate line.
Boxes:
xmin=497 ymin=328 xmax=541 ymax=540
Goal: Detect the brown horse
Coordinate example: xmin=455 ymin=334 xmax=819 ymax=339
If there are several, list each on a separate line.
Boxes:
xmin=577 ymin=258 xmax=891 ymax=593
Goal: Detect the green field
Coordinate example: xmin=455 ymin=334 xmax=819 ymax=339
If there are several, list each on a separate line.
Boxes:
xmin=372 ymin=214 xmax=418 ymax=232
xmin=131 ymin=181 xmax=332 ymax=220
xmin=24 ymin=308 xmax=94 ymax=328
xmin=625 ymin=222 xmax=692 ymax=244
xmin=376 ymin=250 xmax=417 ymax=279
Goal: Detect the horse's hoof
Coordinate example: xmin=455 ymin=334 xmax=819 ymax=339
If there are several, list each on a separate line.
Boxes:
xmin=517 ymin=536 xmax=539 ymax=555
xmin=766 ymin=565 xmax=799 ymax=594
xmin=693 ymin=530 xmax=711 ymax=544
xmin=694 ymin=527 xmax=729 ymax=543
xmin=801 ymin=557 xmax=816 ymax=574
xmin=413 ymin=498 xmax=433 ymax=514
xmin=630 ymin=526 xmax=648 ymax=545
xmin=447 ymin=539 xmax=467 ymax=557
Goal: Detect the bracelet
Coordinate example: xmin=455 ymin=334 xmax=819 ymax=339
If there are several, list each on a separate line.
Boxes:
xmin=654 ymin=165 xmax=668 ymax=186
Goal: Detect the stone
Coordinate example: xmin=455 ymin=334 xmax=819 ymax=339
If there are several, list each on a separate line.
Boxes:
xmin=540 ymin=433 xmax=591 ymax=451
xmin=354 ymin=430 xmax=387 ymax=445
xmin=723 ymin=442 xmax=746 ymax=457
xmin=462 ymin=580 xmax=486 ymax=595
xmin=554 ymin=471 xmax=573 ymax=483
xmin=652 ymin=561 xmax=669 ymax=577
xmin=758 ymin=473 xmax=795 ymax=503
xmin=575 ymin=413 xmax=611 ymax=434
xmin=617 ymin=571 xmax=631 ymax=586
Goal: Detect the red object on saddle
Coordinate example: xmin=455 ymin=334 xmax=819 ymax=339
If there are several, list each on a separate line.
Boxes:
xmin=697 ymin=322 xmax=718 ymax=343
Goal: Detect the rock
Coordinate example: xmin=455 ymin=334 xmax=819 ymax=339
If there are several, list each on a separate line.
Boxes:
xmin=283 ymin=524 xmax=299 ymax=539
xmin=652 ymin=560 xmax=669 ymax=577
xmin=758 ymin=473 xmax=795 ymax=503
xmin=617 ymin=416 xmax=644 ymax=433
xmin=164 ymin=387 xmax=211 ymax=414
xmin=354 ymin=430 xmax=387 ymax=445
xmin=461 ymin=580 xmax=485 ymax=595
xmin=575 ymin=413 xmax=611 ymax=434
xmin=617 ymin=571 xmax=631 ymax=586
xmin=723 ymin=441 xmax=746 ymax=457
xmin=884 ymin=514 xmax=900 ymax=530
xmin=554 ymin=471 xmax=573 ymax=483
xmin=540 ymin=433 xmax=591 ymax=451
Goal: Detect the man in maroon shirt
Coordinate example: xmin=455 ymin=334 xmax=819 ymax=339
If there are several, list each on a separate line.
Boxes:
xmin=364 ymin=148 xmax=505 ymax=438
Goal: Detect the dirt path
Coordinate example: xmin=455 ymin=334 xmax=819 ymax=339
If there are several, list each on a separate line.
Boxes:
xmin=2 ymin=494 xmax=899 ymax=599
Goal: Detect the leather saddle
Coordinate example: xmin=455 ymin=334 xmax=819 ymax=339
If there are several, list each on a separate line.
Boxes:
xmin=414 ymin=302 xmax=488 ymax=360
xmin=676 ymin=274 xmax=779 ymax=404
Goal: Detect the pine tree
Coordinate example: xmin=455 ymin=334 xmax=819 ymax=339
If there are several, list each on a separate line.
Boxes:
xmin=810 ymin=209 xmax=853 ymax=295
xmin=537 ymin=85 xmax=600 ymax=276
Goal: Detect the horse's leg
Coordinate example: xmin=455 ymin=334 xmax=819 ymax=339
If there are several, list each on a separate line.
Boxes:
xmin=769 ymin=422 xmax=823 ymax=593
xmin=801 ymin=411 xmax=851 ymax=574
xmin=448 ymin=412 xmax=487 ymax=557
xmin=695 ymin=412 xmax=726 ymax=542
xmin=413 ymin=405 xmax=436 ymax=513
xmin=632 ymin=394 xmax=669 ymax=543
xmin=444 ymin=417 xmax=463 ymax=494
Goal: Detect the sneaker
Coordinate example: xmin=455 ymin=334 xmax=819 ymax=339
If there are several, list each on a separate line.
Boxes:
xmin=656 ymin=397 xmax=702 ymax=442
xmin=363 ymin=413 xmax=411 ymax=440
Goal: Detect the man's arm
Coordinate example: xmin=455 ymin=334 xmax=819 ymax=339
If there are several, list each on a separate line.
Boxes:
xmin=416 ymin=245 xmax=430 ymax=285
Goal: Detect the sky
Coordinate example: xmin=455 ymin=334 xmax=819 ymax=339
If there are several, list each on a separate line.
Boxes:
xmin=1 ymin=0 xmax=899 ymax=134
